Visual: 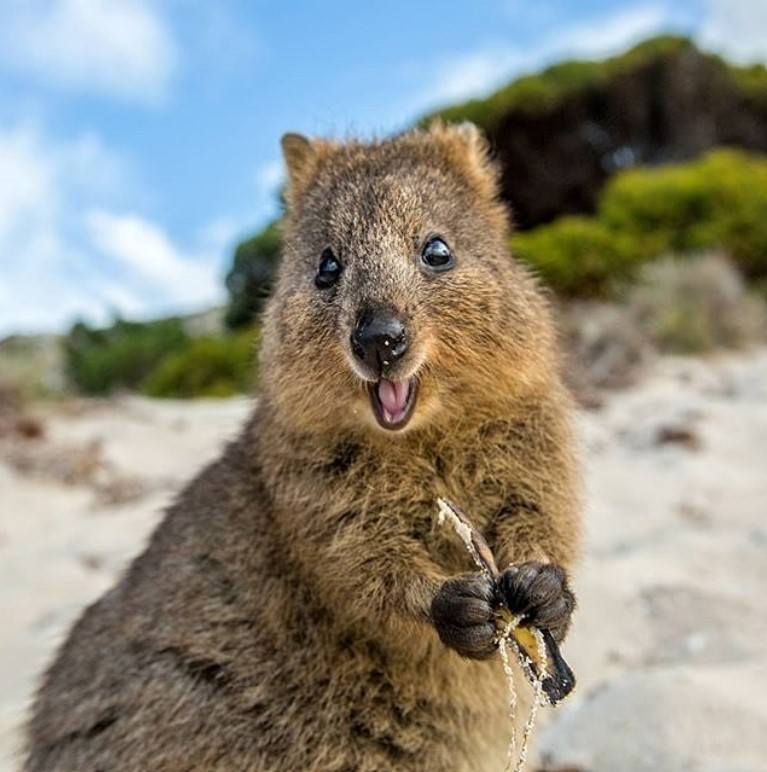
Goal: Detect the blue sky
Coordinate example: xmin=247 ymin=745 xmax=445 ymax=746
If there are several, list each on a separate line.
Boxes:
xmin=0 ymin=0 xmax=765 ymax=335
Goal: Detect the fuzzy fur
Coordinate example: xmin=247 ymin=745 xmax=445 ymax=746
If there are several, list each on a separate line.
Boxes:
xmin=24 ymin=123 xmax=581 ymax=771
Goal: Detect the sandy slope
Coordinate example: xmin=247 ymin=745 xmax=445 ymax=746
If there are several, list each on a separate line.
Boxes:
xmin=0 ymin=397 xmax=251 ymax=770
xmin=1 ymin=353 xmax=766 ymax=771
xmin=540 ymin=352 xmax=767 ymax=771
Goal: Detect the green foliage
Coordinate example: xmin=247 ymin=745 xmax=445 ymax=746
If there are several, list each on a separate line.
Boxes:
xmin=422 ymin=36 xmax=767 ymax=133
xmin=478 ymin=60 xmax=607 ymax=120
xmin=64 ymin=318 xmax=189 ymax=395
xmin=513 ymin=149 xmax=767 ymax=297
xmin=600 ymin=149 xmax=767 ymax=278
xmin=225 ymin=221 xmax=282 ymax=329
xmin=727 ymin=62 xmax=767 ymax=102
xmin=142 ymin=329 xmax=258 ymax=398
xmin=421 ymin=36 xmax=700 ymax=130
xmin=512 ymin=217 xmax=641 ymax=297
xmin=63 ymin=316 xmax=258 ymax=399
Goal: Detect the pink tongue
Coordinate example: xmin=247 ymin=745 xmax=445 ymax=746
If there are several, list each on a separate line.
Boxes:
xmin=378 ymin=378 xmax=410 ymax=416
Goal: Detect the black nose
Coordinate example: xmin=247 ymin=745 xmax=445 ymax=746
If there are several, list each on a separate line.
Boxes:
xmin=351 ymin=308 xmax=409 ymax=372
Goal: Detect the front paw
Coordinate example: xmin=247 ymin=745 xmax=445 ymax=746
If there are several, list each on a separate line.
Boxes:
xmin=431 ymin=573 xmax=497 ymax=660
xmin=498 ymin=562 xmax=575 ymax=643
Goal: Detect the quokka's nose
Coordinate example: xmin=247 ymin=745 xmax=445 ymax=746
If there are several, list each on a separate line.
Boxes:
xmin=351 ymin=308 xmax=409 ymax=372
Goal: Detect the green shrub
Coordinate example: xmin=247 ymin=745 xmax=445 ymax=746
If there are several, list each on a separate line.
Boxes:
xmin=728 ymin=62 xmax=767 ymax=102
xmin=428 ymin=59 xmax=610 ymax=128
xmin=600 ymin=149 xmax=767 ymax=278
xmin=512 ymin=216 xmax=641 ymax=297
xmin=513 ymin=149 xmax=767 ymax=297
xmin=225 ymin=221 xmax=282 ymax=329
xmin=142 ymin=328 xmax=258 ymax=398
xmin=64 ymin=318 xmax=189 ymax=395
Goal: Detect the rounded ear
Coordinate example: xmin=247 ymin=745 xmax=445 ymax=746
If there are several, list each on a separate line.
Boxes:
xmin=426 ymin=120 xmax=499 ymax=199
xmin=448 ymin=121 xmax=492 ymax=169
xmin=425 ymin=119 xmax=493 ymax=170
xmin=280 ymin=133 xmax=333 ymax=206
xmin=452 ymin=121 xmax=485 ymax=151
xmin=281 ymin=133 xmax=314 ymax=185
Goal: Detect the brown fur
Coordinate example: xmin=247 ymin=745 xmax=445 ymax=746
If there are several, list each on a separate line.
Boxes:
xmin=24 ymin=123 xmax=581 ymax=771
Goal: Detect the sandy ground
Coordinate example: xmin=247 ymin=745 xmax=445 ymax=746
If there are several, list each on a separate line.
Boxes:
xmin=1 ymin=352 xmax=766 ymax=771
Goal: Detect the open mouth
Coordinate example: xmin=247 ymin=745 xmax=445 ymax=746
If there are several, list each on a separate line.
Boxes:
xmin=369 ymin=378 xmax=418 ymax=431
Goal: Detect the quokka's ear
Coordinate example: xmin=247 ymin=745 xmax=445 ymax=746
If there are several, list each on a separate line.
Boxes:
xmin=445 ymin=121 xmax=494 ymax=173
xmin=281 ymin=133 xmax=327 ymax=206
xmin=427 ymin=120 xmax=499 ymax=199
xmin=281 ymin=133 xmax=313 ymax=182
xmin=451 ymin=121 xmax=490 ymax=157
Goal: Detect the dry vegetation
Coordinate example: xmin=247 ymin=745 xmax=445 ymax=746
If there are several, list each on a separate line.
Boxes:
xmin=558 ymin=253 xmax=767 ymax=404
xmin=626 ymin=253 xmax=767 ymax=353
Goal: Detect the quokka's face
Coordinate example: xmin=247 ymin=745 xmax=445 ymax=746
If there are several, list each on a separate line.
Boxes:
xmin=260 ymin=125 xmax=544 ymax=437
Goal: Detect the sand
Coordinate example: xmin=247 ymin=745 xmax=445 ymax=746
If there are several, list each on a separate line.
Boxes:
xmin=539 ymin=351 xmax=767 ymax=771
xmin=1 ymin=352 xmax=766 ymax=771
xmin=0 ymin=396 xmax=251 ymax=770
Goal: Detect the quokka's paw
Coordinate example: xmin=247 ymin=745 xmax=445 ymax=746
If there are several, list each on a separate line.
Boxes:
xmin=431 ymin=572 xmax=498 ymax=660
xmin=498 ymin=562 xmax=575 ymax=643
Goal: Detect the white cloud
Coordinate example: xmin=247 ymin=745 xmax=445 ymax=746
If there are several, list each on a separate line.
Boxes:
xmin=0 ymin=125 xmax=57 ymax=243
xmin=0 ymin=122 xmax=226 ymax=336
xmin=550 ymin=5 xmax=671 ymax=59
xmin=410 ymin=2 xmax=766 ymax=118
xmin=699 ymin=0 xmax=767 ymax=63
xmin=424 ymin=49 xmax=525 ymax=107
xmin=417 ymin=5 xmax=671 ymax=109
xmin=0 ymin=0 xmax=178 ymax=103
xmin=85 ymin=211 xmax=223 ymax=310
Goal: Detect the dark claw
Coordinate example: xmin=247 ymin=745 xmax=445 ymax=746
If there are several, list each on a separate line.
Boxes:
xmin=498 ymin=562 xmax=575 ymax=643
xmin=431 ymin=573 xmax=497 ymax=660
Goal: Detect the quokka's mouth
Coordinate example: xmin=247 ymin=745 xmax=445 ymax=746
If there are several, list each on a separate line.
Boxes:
xmin=368 ymin=378 xmax=418 ymax=431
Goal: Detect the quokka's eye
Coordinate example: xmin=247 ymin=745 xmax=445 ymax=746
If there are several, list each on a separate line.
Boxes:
xmin=420 ymin=237 xmax=454 ymax=272
xmin=315 ymin=247 xmax=342 ymax=289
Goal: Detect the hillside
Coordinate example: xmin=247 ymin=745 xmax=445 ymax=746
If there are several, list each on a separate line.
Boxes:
xmin=424 ymin=36 xmax=767 ymax=229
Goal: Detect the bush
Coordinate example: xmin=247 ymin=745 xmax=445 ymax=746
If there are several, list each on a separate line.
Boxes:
xmin=512 ymin=149 xmax=767 ymax=298
xmin=600 ymin=149 xmax=767 ymax=279
xmin=512 ymin=216 xmax=641 ymax=297
xmin=142 ymin=328 xmax=258 ymax=398
xmin=225 ymin=221 xmax=282 ymax=329
xmin=625 ymin=253 xmax=767 ymax=353
xmin=64 ymin=318 xmax=189 ymax=395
